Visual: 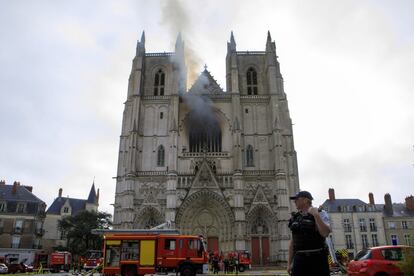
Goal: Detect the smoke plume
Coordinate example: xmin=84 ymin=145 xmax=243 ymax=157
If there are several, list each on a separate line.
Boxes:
xmin=161 ymin=0 xmax=202 ymax=88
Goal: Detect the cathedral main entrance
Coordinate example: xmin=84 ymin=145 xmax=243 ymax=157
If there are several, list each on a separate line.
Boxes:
xmin=175 ymin=190 xmax=235 ymax=252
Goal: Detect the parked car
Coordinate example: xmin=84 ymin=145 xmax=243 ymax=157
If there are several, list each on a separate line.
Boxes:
xmin=21 ymin=263 xmax=33 ymax=272
xmin=347 ymin=245 xmax=412 ymax=276
xmin=0 ymin=263 xmax=8 ymax=274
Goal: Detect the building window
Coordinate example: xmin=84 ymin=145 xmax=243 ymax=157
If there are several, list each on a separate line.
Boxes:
xmin=11 ymin=236 xmax=21 ymax=248
xmin=401 ymin=221 xmax=408 ymax=229
xmin=388 ymin=222 xmax=396 ymax=229
xmin=63 ymin=207 xmax=69 ymax=213
xmin=345 ymin=234 xmax=354 ymax=249
xmin=369 ymin=218 xmax=377 ymax=232
xmin=0 ymin=219 xmax=3 ymax=233
xmin=16 ymin=203 xmax=25 ymax=213
xmin=0 ymin=202 xmax=6 ymax=212
xmin=60 ymin=230 xmax=67 ymax=240
xmin=14 ymin=220 xmax=23 ymax=234
xmin=372 ymin=234 xmax=379 ymax=247
xmin=157 ymin=145 xmax=165 ymax=167
xmin=160 ymin=112 xmax=163 ymax=119
xmin=359 ymin=218 xmax=367 ymax=232
xmin=246 ymin=67 xmax=258 ymax=95
xmin=391 ymin=234 xmax=398 ymax=245
xmin=154 ymin=69 xmax=165 ymax=96
xmin=246 ymin=145 xmax=254 ymax=167
xmin=343 ymin=219 xmax=352 ymax=232
xmin=188 ymin=116 xmax=222 ymax=153
xmin=404 ymin=234 xmax=412 ymax=246
xmin=361 ymin=234 xmax=369 ymax=248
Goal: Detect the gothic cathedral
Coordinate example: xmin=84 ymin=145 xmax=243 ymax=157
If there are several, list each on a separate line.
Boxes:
xmin=113 ymin=31 xmax=300 ymax=264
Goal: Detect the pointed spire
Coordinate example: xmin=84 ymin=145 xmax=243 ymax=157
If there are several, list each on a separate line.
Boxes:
xmin=266 ymin=30 xmax=276 ymax=53
xmin=87 ymin=181 xmax=97 ymax=203
xmin=230 ymin=31 xmax=236 ymax=46
xmin=267 ymin=30 xmax=272 ymax=43
xmin=140 ymin=31 xmax=145 ymax=45
xmin=136 ymin=30 xmax=146 ymax=56
xmin=175 ymin=32 xmax=184 ymax=51
xmin=228 ymin=31 xmax=236 ymax=52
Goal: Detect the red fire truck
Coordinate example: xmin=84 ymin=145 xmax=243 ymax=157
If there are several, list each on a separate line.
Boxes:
xmin=226 ymin=250 xmax=251 ymax=272
xmin=93 ymin=229 xmax=208 ymax=276
xmin=49 ymin=251 xmax=72 ymax=272
xmin=79 ymin=250 xmax=103 ymax=270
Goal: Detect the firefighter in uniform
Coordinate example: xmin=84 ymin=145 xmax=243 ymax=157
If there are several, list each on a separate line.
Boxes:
xmin=287 ymin=191 xmax=331 ymax=276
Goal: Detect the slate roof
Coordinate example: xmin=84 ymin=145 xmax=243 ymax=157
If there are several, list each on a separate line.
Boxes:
xmin=322 ymin=198 xmax=381 ymax=213
xmin=47 ymin=183 xmax=97 ymax=215
xmin=188 ymin=68 xmax=224 ymax=94
xmin=87 ymin=183 xmax=97 ymax=203
xmin=47 ymin=197 xmax=88 ymax=215
xmin=376 ymin=203 xmax=414 ymax=217
xmin=0 ymin=184 xmax=44 ymax=203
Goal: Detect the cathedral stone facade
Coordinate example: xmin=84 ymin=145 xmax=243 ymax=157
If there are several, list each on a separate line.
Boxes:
xmin=113 ymin=31 xmax=300 ymax=264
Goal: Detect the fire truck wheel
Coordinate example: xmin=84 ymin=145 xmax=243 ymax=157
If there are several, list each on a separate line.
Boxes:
xmin=122 ymin=265 xmax=137 ymax=276
xmin=238 ymin=265 xmax=245 ymax=272
xmin=180 ymin=265 xmax=194 ymax=276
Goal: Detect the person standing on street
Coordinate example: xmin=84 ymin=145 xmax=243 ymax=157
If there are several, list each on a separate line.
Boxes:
xmin=287 ymin=191 xmax=331 ymax=276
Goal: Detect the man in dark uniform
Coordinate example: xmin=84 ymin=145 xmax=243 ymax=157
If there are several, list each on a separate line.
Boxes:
xmin=287 ymin=191 xmax=331 ymax=276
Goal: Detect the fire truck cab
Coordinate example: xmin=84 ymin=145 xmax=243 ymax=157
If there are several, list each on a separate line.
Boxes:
xmin=96 ymin=229 xmax=208 ymax=276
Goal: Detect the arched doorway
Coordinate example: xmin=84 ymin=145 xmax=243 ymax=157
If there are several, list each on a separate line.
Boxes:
xmin=247 ymin=205 xmax=276 ymax=265
xmin=175 ymin=190 xmax=235 ymax=252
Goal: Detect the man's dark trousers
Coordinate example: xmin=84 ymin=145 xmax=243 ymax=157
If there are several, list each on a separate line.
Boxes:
xmin=292 ymin=251 xmax=330 ymax=276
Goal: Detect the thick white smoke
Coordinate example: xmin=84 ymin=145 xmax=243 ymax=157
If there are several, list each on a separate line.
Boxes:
xmin=161 ymin=0 xmax=202 ymax=88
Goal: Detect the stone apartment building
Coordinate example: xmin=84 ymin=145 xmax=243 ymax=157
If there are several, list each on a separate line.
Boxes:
xmin=0 ymin=181 xmax=46 ymax=264
xmin=377 ymin=194 xmax=414 ymax=246
xmin=41 ymin=184 xmax=99 ymax=253
xmin=322 ymin=188 xmax=386 ymax=259
xmin=113 ymin=31 xmax=300 ymax=264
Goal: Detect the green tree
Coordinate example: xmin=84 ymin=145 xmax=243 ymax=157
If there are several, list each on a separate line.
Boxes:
xmin=58 ymin=210 xmax=112 ymax=257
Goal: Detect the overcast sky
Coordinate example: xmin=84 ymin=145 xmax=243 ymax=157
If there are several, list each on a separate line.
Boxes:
xmin=1 ymin=0 xmax=413 ymax=214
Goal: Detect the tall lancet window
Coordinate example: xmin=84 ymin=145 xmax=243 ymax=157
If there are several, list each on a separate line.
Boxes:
xmin=246 ymin=67 xmax=258 ymax=95
xmin=154 ymin=69 xmax=165 ymax=96
xmin=157 ymin=145 xmax=165 ymax=166
xmin=246 ymin=145 xmax=254 ymax=167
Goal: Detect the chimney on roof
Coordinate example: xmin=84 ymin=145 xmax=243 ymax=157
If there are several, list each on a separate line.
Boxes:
xmin=384 ymin=193 xmax=393 ymax=214
xmin=369 ymin=192 xmax=375 ymax=205
xmin=12 ymin=181 xmax=18 ymax=194
xmin=405 ymin=195 xmax=414 ymax=211
xmin=328 ymin=188 xmax=335 ymax=201
xmin=0 ymin=180 xmax=5 ymax=185
xmin=58 ymin=188 xmax=62 ymax=198
xmin=24 ymin=186 xmax=33 ymax=192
